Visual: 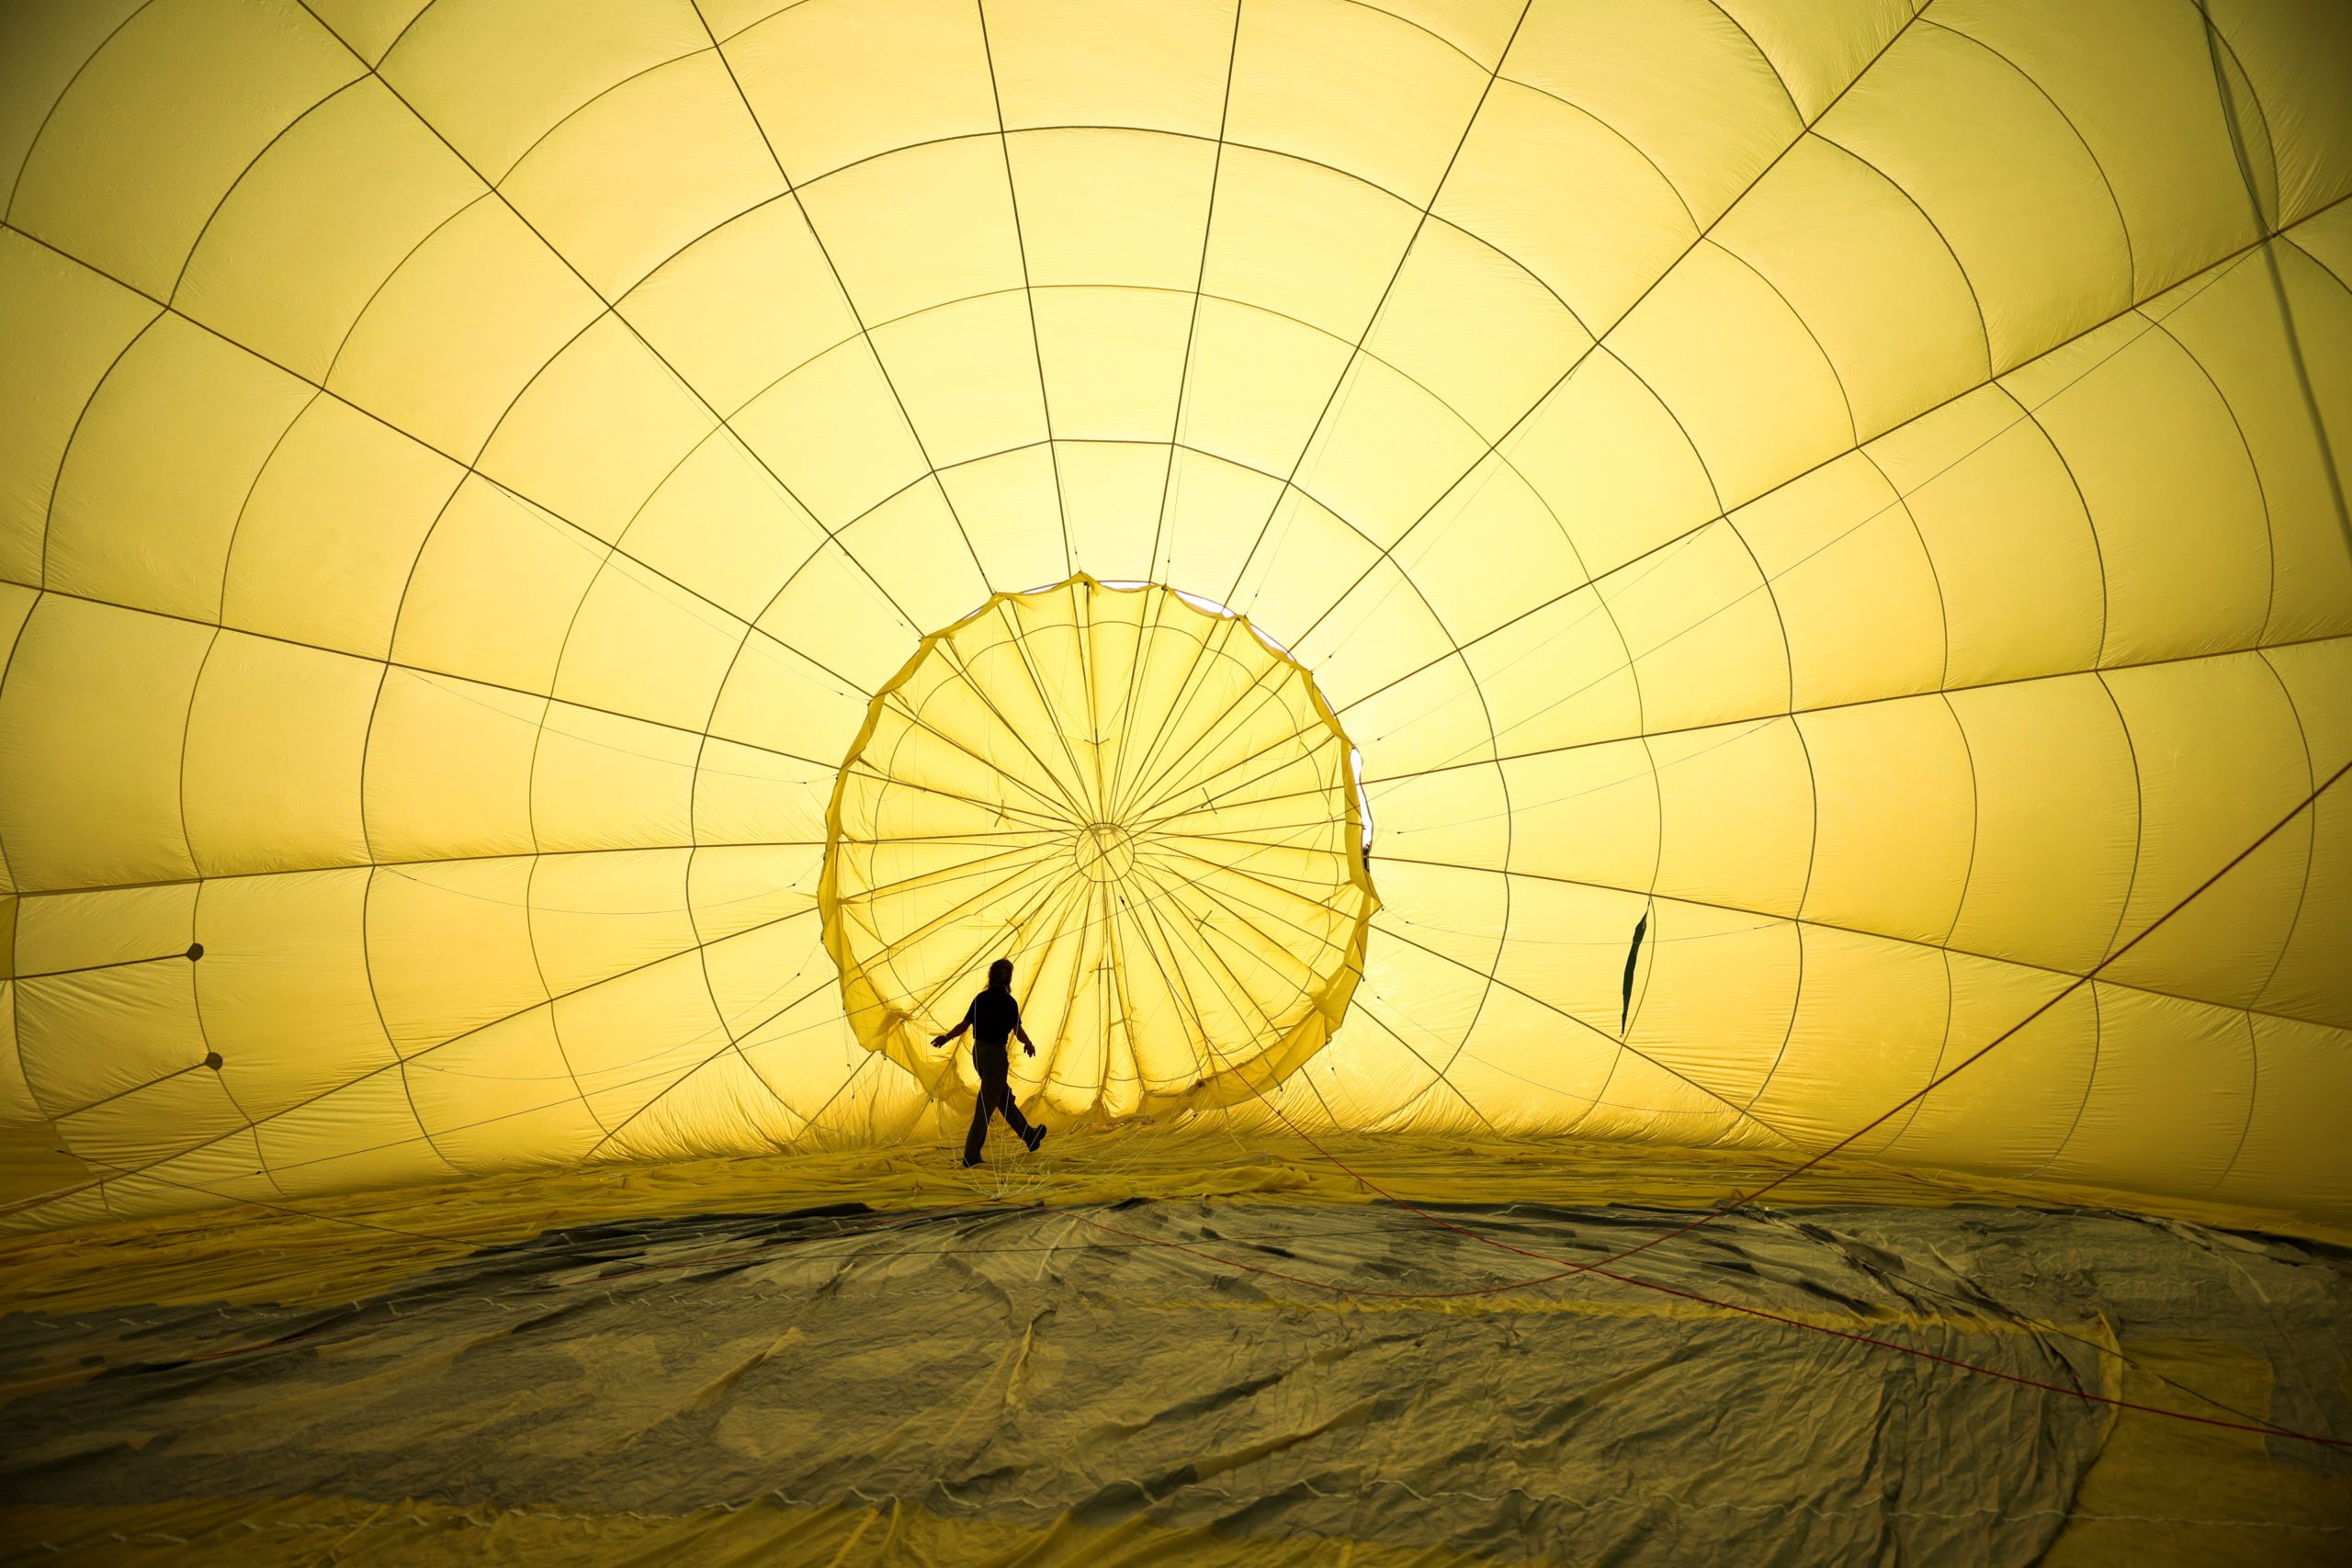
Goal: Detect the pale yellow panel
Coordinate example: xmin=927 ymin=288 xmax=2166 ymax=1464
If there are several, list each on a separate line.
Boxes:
xmin=1200 ymin=147 xmax=1421 ymax=344
xmin=794 ymin=138 xmax=1026 ymax=326
xmin=987 ymin=0 xmax=1234 ymax=136
xmin=752 ymin=544 xmax=926 ymax=694
xmin=1058 ymin=441 xmax=1180 ymax=577
xmin=176 ymin=80 xmax=478 ymax=379
xmin=1886 ymin=952 xmax=2087 ymax=1174
xmin=1599 ymin=519 xmax=1790 ymax=735
xmin=729 ymin=339 xmax=930 ymax=527
xmin=1713 ymin=0 xmax=1915 ymax=121
xmin=1865 ymin=387 xmax=2103 ymax=688
xmin=1497 ymin=739 xmax=1660 ymax=893
xmin=47 ymin=318 xmax=311 ymax=623
xmin=303 ymin=0 xmax=433 ymax=64
xmin=196 ymin=869 xmax=395 ymax=1119
xmin=255 ymin=1068 xmax=449 ymax=1197
xmin=2212 ymin=1013 xmax=2352 ymax=1219
xmin=220 ymin=395 xmax=465 ymax=660
xmin=1363 ymin=219 xmax=1590 ymax=441
xmin=1648 ymin=717 xmax=1813 ymax=919
xmin=0 ymin=234 xmax=157 ymax=588
xmin=2209 ymin=0 xmax=2352 ymax=222
xmin=1749 ymin=928 xmax=1947 ymax=1152
xmin=11 ymin=884 xmax=197 ymax=976
xmin=869 ymin=291 xmax=1052 ymax=468
xmin=1729 ymin=452 xmax=1943 ymax=709
xmin=725 ymin=0 xmax=997 ymax=180
xmin=825 ymin=486 xmax=998 ymax=637
xmin=2096 ymin=654 xmax=2307 ymax=1010
xmin=1229 ymin=0 xmax=1487 ymax=208
xmin=2160 ymin=237 xmax=2352 ymax=646
xmin=1497 ymin=350 xmax=1721 ymax=581
xmin=1623 ymin=909 xmax=1798 ymax=1109
xmin=364 ymin=858 xmax=547 ymax=1055
xmin=620 ymin=436 xmax=831 ymax=624
xmin=1946 ymin=674 xmax=2136 ymax=975
xmin=501 ymin=51 xmax=783 ymax=297
xmin=477 ymin=310 xmax=719 ymax=547
xmin=1436 ymin=77 xmax=1695 ymax=332
xmin=1166 ymin=299 xmax=1357 ymax=480
xmin=618 ymin=200 xmax=862 ymax=415
xmin=1031 ymin=288 xmax=1191 ymax=442
xmin=182 ymin=633 xmax=376 ymax=877
xmin=1388 ymin=457 xmax=1585 ymax=648
xmin=0 ymin=0 xmax=143 ymax=207
xmin=1445 ymin=586 xmax=1645 ymax=764
xmin=1821 ymin=21 xmax=2132 ymax=371
xmin=8 ymin=0 xmax=358 ymax=296
xmin=1799 ymin=694 xmax=1974 ymax=946
xmin=380 ymin=0 xmax=707 ymax=180
xmin=556 ymin=951 xmax=729 ymax=1127
xmin=1946 ymin=0 xmax=2263 ymax=294
xmin=18 ymin=958 xmax=205 ymax=1128
xmin=1609 ymin=241 xmax=1853 ymax=511
xmin=529 ymin=848 xmax=698 ymax=999
xmin=361 ymin=668 xmax=541 ymax=863
xmin=2255 ymin=637 xmax=2352 ymax=1027
xmin=530 ymin=705 xmax=699 ymax=855
xmin=408 ymin=1008 xmax=605 ymax=1171
xmin=1715 ymin=135 xmax=1990 ymax=438
xmin=932 ymin=446 xmax=1078 ymax=596
xmin=329 ymin=197 xmax=603 ymax=458
xmin=2040 ymin=985 xmax=2253 ymax=1201
xmin=2016 ymin=320 xmax=2268 ymax=666
xmin=694 ymin=744 xmax=833 ymax=854
xmin=552 ymin=557 xmax=747 ymax=735
xmin=1288 ymin=356 xmax=1494 ymax=551
xmin=389 ymin=477 xmax=605 ymax=694
xmin=0 ymin=597 xmax=206 ymax=890
xmin=1507 ymin=0 xmax=1802 ymax=224
xmin=1009 ymin=130 xmax=1217 ymax=295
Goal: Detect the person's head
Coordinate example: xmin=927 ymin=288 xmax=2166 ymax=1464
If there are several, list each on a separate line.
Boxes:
xmin=988 ymin=958 xmax=1014 ymax=991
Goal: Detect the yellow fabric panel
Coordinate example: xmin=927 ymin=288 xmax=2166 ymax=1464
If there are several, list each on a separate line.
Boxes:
xmin=0 ymin=0 xmax=2347 ymax=1237
xmin=1945 ymin=673 xmax=2138 ymax=974
xmin=220 ymin=397 xmax=466 ymax=660
xmin=175 ymin=81 xmax=479 ymax=379
xmin=197 ymin=870 xmax=395 ymax=1118
xmin=378 ymin=0 xmax=707 ymax=182
xmin=1864 ymin=386 xmax=2105 ymax=688
xmin=328 ymin=197 xmax=604 ymax=457
xmin=48 ymin=319 xmax=311 ymax=623
xmin=1823 ymin=20 xmax=2132 ymax=370
xmin=7 ymin=0 xmax=360 ymax=298
xmin=1799 ymin=695 xmax=1974 ymax=945
xmin=0 ymin=598 xmax=209 ymax=889
xmin=183 ymin=632 xmax=378 ymax=876
xmin=0 ymin=236 xmax=158 ymax=587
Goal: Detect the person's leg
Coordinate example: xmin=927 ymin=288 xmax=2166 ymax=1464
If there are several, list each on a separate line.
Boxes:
xmin=963 ymin=1088 xmax=992 ymax=1166
xmin=997 ymin=1088 xmax=1033 ymax=1144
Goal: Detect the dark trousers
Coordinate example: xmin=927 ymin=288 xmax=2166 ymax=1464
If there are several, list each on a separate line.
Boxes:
xmin=964 ymin=1054 xmax=1034 ymax=1164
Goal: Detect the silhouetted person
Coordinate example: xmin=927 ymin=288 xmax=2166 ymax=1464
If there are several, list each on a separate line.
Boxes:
xmin=932 ymin=957 xmax=1048 ymax=1168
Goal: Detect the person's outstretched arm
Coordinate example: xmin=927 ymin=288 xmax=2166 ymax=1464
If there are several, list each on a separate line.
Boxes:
xmin=1014 ymin=1006 xmax=1035 ymax=1057
xmin=932 ymin=1010 xmax=972 ymax=1048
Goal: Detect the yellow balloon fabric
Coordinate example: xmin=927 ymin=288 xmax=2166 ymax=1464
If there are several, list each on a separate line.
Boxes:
xmin=0 ymin=0 xmax=2348 ymax=1234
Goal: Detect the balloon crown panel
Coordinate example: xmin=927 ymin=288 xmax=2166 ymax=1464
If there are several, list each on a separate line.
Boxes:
xmin=0 ymin=0 xmax=2346 ymax=1231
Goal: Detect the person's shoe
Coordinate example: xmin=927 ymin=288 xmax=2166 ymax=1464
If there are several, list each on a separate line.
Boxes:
xmin=1023 ymin=1125 xmax=1047 ymax=1153
xmin=960 ymin=1156 xmax=981 ymax=1168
